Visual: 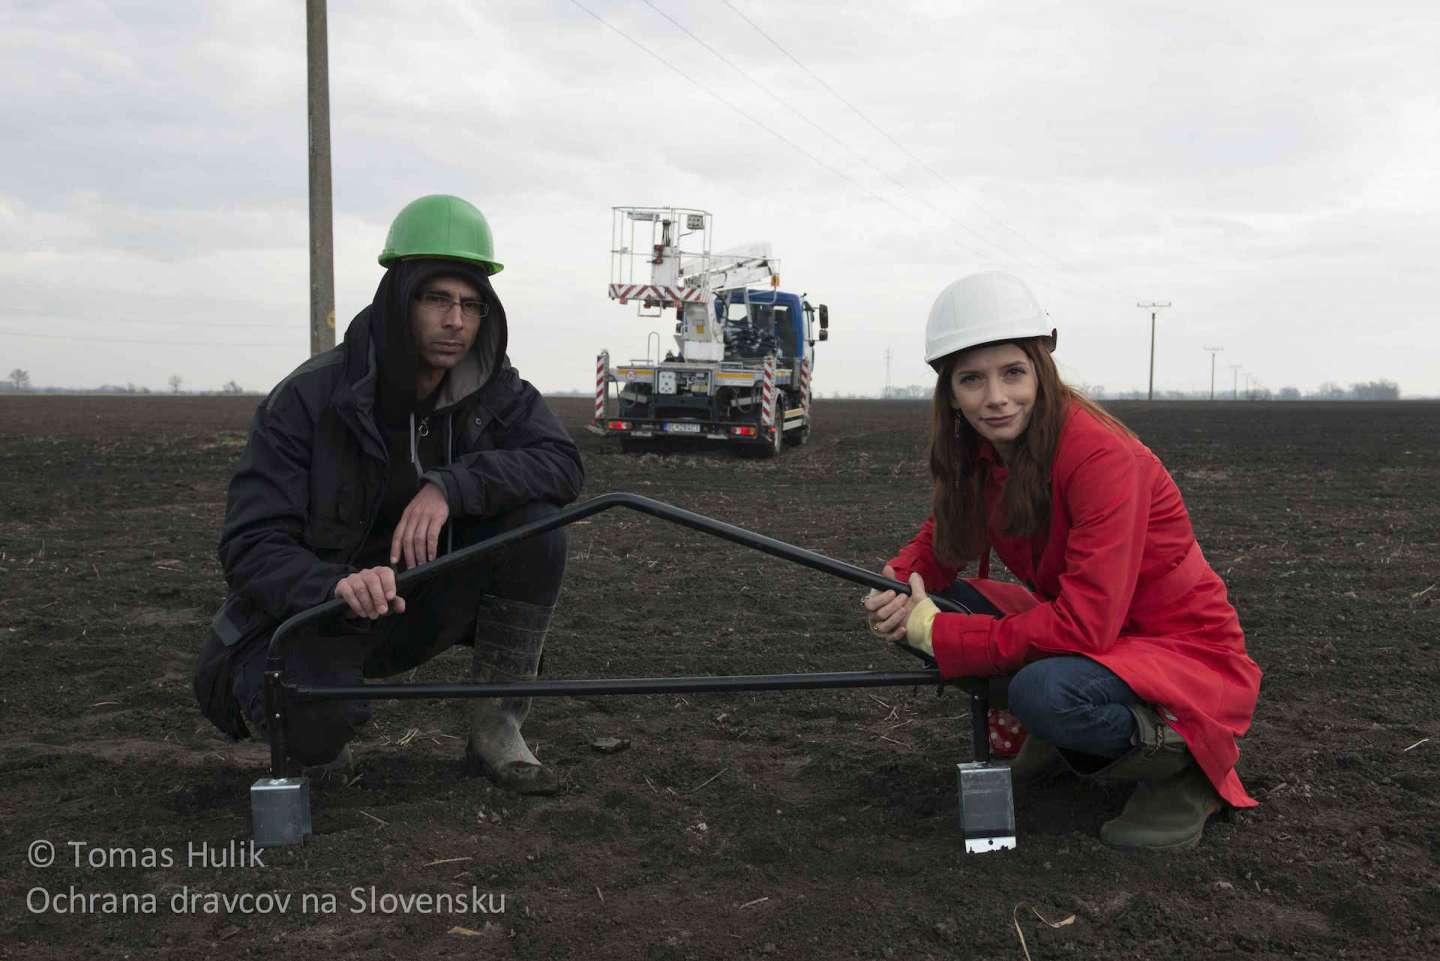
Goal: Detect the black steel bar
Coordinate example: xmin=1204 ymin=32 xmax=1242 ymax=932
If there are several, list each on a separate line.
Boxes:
xmin=264 ymin=492 xmax=975 ymax=669
xmin=263 ymin=670 xmax=292 ymax=777
xmin=292 ymin=670 xmax=945 ymax=701
xmin=970 ymin=691 xmax=991 ymax=764
xmin=264 ymin=492 xmax=993 ymax=776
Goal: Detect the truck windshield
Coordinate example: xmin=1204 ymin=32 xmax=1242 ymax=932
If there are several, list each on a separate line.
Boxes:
xmin=722 ymin=303 xmax=797 ymax=360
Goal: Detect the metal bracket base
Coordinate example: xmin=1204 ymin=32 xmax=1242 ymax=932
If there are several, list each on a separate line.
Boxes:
xmin=964 ymin=835 xmax=1018 ymax=854
xmin=250 ymin=777 xmax=313 ymax=848
xmin=957 ymin=761 xmax=1017 ymax=854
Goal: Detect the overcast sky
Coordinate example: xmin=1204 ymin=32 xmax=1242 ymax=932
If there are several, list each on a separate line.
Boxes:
xmin=3 ymin=0 xmax=1438 ymax=397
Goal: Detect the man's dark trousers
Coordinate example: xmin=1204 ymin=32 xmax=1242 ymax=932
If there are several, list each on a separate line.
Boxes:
xmin=223 ymin=501 xmax=566 ymax=766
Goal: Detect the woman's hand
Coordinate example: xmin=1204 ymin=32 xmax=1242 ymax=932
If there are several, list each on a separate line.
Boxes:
xmin=864 ymin=566 xmax=930 ymax=644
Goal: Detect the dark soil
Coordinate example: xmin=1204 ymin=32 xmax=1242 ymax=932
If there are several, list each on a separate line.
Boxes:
xmin=1 ymin=395 xmax=1437 ymax=960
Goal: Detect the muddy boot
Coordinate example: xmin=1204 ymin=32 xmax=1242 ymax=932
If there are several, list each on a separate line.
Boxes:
xmin=1005 ymin=737 xmax=1064 ymax=786
xmin=301 ymin=745 xmax=355 ymax=784
xmin=1091 ymin=704 xmax=1220 ymax=850
xmin=1099 ymin=764 xmax=1220 ymax=850
xmin=465 ymin=596 xmax=560 ymax=796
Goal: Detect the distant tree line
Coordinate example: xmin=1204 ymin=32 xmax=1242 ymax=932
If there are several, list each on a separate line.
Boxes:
xmin=1074 ymin=380 xmax=1402 ymax=402
xmin=849 ymin=379 xmax=1408 ymax=402
xmin=0 ymin=374 xmax=258 ymax=395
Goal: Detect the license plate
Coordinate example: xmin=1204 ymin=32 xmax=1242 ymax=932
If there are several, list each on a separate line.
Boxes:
xmin=665 ymin=422 xmax=701 ymax=433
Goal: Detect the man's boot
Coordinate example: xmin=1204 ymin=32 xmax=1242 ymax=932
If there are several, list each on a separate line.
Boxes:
xmin=465 ymin=595 xmax=560 ymax=796
xmin=301 ymin=745 xmax=355 ymax=783
xmin=1091 ymin=704 xmax=1220 ymax=850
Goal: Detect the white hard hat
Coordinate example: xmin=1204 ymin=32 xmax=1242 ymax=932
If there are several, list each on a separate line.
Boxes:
xmin=925 ymin=270 xmax=1057 ymax=370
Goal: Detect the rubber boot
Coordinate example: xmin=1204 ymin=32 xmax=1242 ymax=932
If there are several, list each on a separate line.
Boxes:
xmin=1086 ymin=703 xmax=1192 ymax=782
xmin=1005 ymin=737 xmax=1065 ymax=786
xmin=465 ymin=595 xmax=560 ymax=796
xmin=301 ymin=744 xmax=354 ymax=783
xmin=1092 ymin=704 xmax=1220 ymax=850
xmin=1099 ymin=764 xmax=1220 ymax=850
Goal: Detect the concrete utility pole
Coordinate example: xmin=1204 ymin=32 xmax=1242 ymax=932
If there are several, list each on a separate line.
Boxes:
xmin=1228 ymin=364 xmax=1241 ymax=401
xmin=883 ymin=347 xmax=892 ymax=398
xmin=1204 ymin=346 xmax=1223 ymax=400
xmin=1137 ymin=302 xmax=1171 ymax=401
xmin=307 ymin=0 xmax=336 ymax=356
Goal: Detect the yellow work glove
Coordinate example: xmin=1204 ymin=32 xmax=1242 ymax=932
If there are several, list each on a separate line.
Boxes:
xmin=902 ymin=594 xmax=940 ymax=658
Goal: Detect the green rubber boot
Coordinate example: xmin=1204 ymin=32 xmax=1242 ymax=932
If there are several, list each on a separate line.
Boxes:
xmin=1099 ymin=764 xmax=1220 ymax=850
xmin=465 ymin=596 xmax=560 ymax=796
xmin=1092 ymin=704 xmax=1220 ymax=850
xmin=1005 ymin=737 xmax=1064 ymax=786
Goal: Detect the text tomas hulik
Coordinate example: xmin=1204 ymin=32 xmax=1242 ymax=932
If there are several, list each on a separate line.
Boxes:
xmin=67 ymin=840 xmax=266 ymax=869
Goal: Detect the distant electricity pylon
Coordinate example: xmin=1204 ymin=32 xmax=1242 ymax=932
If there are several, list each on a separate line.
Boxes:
xmin=1204 ymin=346 xmax=1223 ymax=400
xmin=307 ymin=0 xmax=335 ymax=356
xmin=1228 ymin=363 xmax=1242 ymax=401
xmin=1138 ymin=302 xmax=1171 ymax=401
xmin=883 ymin=347 xmax=892 ymax=397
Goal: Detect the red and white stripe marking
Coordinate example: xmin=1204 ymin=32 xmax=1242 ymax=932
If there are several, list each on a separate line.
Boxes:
xmin=594 ymin=351 xmax=608 ymax=422
xmin=608 ymin=283 xmax=704 ymax=305
xmin=761 ymin=354 xmax=777 ymax=429
xmin=799 ymin=358 xmax=811 ymax=418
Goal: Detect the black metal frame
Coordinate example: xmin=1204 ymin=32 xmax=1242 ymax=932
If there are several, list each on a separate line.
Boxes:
xmin=263 ymin=492 xmax=991 ymax=778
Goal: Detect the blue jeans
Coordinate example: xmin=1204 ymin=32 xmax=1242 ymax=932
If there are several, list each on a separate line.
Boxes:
xmin=933 ymin=583 xmax=1141 ymax=759
xmin=1006 ymin=656 xmax=1139 ymax=759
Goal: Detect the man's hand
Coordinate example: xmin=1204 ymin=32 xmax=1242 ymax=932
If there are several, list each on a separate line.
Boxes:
xmin=335 ymin=566 xmax=407 ymax=620
xmin=391 ymin=482 xmax=450 ymax=570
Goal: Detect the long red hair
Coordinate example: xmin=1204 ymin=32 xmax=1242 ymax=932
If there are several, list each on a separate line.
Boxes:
xmin=928 ymin=338 xmax=1131 ymax=566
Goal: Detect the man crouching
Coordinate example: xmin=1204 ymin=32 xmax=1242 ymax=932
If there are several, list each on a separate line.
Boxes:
xmin=194 ymin=195 xmax=583 ymax=795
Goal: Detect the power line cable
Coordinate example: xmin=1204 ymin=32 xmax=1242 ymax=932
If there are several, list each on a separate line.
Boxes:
xmin=637 ymin=0 xmax=1038 ymax=269
xmin=717 ymin=0 xmax=1125 ymax=298
xmin=565 ymin=1 xmax=1126 ymax=306
xmin=564 ymin=0 xmax=1000 ymax=263
xmin=623 ymin=1 xmax=1127 ymax=302
xmin=718 ymin=0 xmax=1069 ymax=258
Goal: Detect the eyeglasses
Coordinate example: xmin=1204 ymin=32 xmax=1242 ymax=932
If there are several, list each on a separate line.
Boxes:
xmin=416 ymin=289 xmax=488 ymax=321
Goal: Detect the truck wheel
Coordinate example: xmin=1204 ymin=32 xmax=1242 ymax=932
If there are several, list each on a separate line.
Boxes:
xmin=760 ymin=398 xmax=786 ymax=458
xmin=784 ymin=420 xmax=810 ymax=447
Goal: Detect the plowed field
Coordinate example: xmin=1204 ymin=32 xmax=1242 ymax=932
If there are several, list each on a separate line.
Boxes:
xmin=2 ymin=395 xmax=1437 ymax=959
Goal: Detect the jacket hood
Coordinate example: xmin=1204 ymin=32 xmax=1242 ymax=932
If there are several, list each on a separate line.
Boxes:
xmin=343 ymin=257 xmax=509 ymax=426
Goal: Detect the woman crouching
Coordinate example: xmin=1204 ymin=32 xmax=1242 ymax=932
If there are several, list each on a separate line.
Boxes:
xmin=864 ymin=270 xmax=1261 ymax=850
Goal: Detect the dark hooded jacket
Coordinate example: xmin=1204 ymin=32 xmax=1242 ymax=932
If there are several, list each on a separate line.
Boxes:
xmin=203 ymin=259 xmax=584 ymax=684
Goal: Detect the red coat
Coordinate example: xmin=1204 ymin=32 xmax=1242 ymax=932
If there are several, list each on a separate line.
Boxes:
xmin=887 ymin=405 xmax=1261 ymax=808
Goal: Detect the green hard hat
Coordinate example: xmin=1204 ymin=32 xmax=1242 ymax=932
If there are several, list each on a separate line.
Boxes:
xmin=378 ymin=194 xmax=504 ymax=274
